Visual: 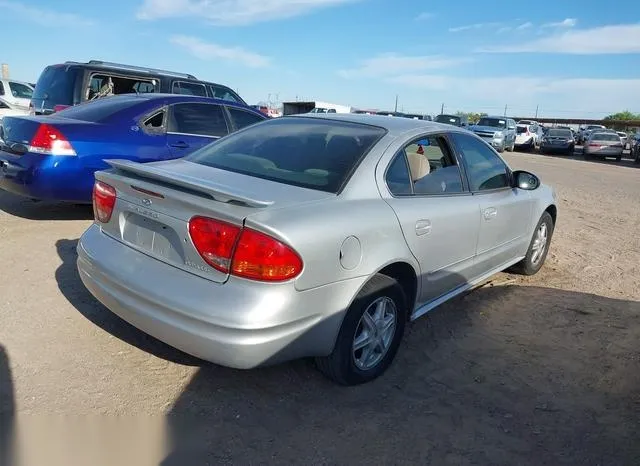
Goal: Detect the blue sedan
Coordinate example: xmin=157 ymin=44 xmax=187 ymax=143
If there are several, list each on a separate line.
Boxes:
xmin=0 ymin=94 xmax=267 ymax=203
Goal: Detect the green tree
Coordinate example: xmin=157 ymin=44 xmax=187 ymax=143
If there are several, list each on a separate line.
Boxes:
xmin=456 ymin=111 xmax=486 ymax=124
xmin=604 ymin=111 xmax=640 ymax=121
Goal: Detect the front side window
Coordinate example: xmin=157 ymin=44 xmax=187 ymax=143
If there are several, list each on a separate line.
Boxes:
xmin=385 ymin=134 xmax=464 ymax=196
xmin=227 ymin=107 xmax=266 ymax=130
xmin=168 ymin=103 xmax=229 ymax=137
xmin=172 ymin=81 xmax=207 ymax=97
xmin=8 ymin=82 xmax=33 ymax=99
xmin=186 ymin=117 xmax=386 ymax=193
xmin=451 ymin=133 xmax=511 ymax=191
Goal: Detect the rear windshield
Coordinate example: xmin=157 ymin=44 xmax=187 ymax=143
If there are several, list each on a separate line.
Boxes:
xmin=548 ymin=129 xmax=572 ymax=137
xmin=55 ymin=96 xmax=142 ymax=122
xmin=186 ymin=117 xmax=387 ymax=193
xmin=591 ymin=133 xmax=620 ymax=142
xmin=516 ymin=126 xmax=530 ymax=134
xmin=33 ymin=65 xmax=80 ymax=106
xmin=435 ymin=114 xmax=461 ymax=125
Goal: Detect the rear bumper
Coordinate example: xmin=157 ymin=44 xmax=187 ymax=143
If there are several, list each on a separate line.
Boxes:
xmin=76 ymin=224 xmax=366 ymax=369
xmin=515 ymin=136 xmax=534 ymax=146
xmin=583 ymin=147 xmax=623 ymax=156
xmin=0 ymin=151 xmax=95 ymax=203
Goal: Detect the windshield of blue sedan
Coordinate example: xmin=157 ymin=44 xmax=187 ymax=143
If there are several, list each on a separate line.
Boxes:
xmin=186 ymin=117 xmax=387 ymax=193
xmin=477 ymin=118 xmax=506 ymax=128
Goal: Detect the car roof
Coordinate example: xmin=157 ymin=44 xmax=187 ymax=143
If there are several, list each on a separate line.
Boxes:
xmin=90 ymin=93 xmax=253 ymax=109
xmin=291 ymin=112 xmax=457 ymax=136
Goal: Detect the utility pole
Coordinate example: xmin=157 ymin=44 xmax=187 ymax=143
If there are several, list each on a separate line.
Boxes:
xmin=535 ymin=105 xmax=539 ymax=119
xmin=504 ymin=104 xmax=508 ymax=116
xmin=394 ymin=95 xmax=398 ymax=112
xmin=440 ymin=103 xmax=444 ymax=115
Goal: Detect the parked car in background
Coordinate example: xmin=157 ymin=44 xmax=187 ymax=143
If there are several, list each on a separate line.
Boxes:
xmin=539 ymin=128 xmax=575 ymax=155
xmin=470 ymin=116 xmax=517 ymax=152
xmin=515 ymin=123 xmax=543 ymax=151
xmin=0 ymin=79 xmax=34 ymax=110
xmin=30 ymin=60 xmax=246 ymax=115
xmin=0 ymin=98 xmax=30 ymax=121
xmin=616 ymin=131 xmax=628 ymax=148
xmin=76 ymin=113 xmax=557 ymax=386
xmin=517 ymin=119 xmax=540 ymax=127
xmin=578 ymin=125 xmax=606 ymax=144
xmin=435 ymin=114 xmax=469 ymax=128
xmin=631 ymin=133 xmax=640 ymax=164
xmin=0 ymin=94 xmax=266 ymax=203
xmin=583 ymin=131 xmax=623 ymax=161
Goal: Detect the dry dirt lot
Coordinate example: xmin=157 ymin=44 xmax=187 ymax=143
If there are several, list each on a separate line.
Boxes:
xmin=1 ymin=151 xmax=639 ymax=465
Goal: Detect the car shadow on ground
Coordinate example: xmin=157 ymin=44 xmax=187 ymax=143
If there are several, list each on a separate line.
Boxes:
xmin=0 ymin=191 xmax=93 ymax=221
xmin=54 ymin=239 xmax=640 ymax=465
xmin=0 ymin=344 xmax=16 ymax=466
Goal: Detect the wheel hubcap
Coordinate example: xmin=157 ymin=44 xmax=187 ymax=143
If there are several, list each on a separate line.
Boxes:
xmin=352 ymin=296 xmax=397 ymax=371
xmin=531 ymin=223 xmax=548 ymax=265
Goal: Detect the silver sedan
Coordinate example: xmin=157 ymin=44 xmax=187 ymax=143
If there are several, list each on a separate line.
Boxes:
xmin=77 ymin=114 xmax=558 ymax=385
xmin=584 ymin=131 xmax=624 ymax=161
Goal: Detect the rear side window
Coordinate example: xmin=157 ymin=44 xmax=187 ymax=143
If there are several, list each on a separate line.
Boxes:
xmin=168 ymin=103 xmax=229 ymax=137
xmin=185 ymin=117 xmax=387 ymax=193
xmin=172 ymin=81 xmax=207 ymax=97
xmin=227 ymin=107 xmax=266 ymax=130
xmin=55 ymin=96 xmax=143 ymax=122
xmin=33 ymin=66 xmax=80 ymax=105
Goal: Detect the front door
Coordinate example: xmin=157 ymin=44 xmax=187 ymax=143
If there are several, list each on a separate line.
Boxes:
xmin=450 ymin=132 xmax=534 ymax=274
xmin=166 ymin=102 xmax=230 ymax=158
xmin=381 ymin=133 xmax=480 ymax=306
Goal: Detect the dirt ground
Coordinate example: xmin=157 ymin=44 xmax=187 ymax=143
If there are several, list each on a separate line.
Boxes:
xmin=0 ymin=150 xmax=639 ymax=465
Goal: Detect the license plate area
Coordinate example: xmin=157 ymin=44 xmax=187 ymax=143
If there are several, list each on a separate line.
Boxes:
xmin=121 ymin=212 xmax=183 ymax=263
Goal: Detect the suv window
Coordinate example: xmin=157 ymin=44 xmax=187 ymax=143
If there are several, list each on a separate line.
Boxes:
xmin=33 ymin=65 xmax=80 ymax=106
xmin=186 ymin=117 xmax=386 ymax=194
xmin=8 ymin=82 xmax=33 ymax=99
xmin=209 ymin=84 xmax=242 ymax=103
xmin=87 ymin=74 xmax=156 ymax=100
xmin=172 ymin=81 xmax=207 ymax=97
xmin=451 ymin=133 xmax=511 ymax=191
xmin=386 ymin=134 xmax=464 ymax=196
xmin=0 ymin=82 xmax=4 ymax=96
xmin=168 ymin=103 xmax=229 ymax=137
xmin=227 ymin=107 xmax=265 ymax=130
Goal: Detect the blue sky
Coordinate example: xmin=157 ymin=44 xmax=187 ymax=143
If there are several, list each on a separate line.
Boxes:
xmin=1 ymin=0 xmax=639 ymax=118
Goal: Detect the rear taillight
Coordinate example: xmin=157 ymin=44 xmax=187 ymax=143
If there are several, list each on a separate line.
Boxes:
xmin=29 ymin=123 xmax=76 ymax=156
xmin=588 ymin=143 xmax=600 ymax=147
xmin=188 ymin=216 xmax=303 ymax=282
xmin=92 ymin=181 xmax=116 ymax=223
xmin=53 ymin=104 xmax=70 ymax=113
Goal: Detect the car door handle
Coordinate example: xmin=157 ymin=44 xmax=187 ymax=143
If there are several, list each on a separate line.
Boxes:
xmin=415 ymin=219 xmax=432 ymax=236
xmin=483 ymin=207 xmax=498 ymax=220
xmin=170 ymin=141 xmax=190 ymax=149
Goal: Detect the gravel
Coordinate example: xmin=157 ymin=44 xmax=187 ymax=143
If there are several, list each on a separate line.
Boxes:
xmin=1 ymin=150 xmax=639 ymax=465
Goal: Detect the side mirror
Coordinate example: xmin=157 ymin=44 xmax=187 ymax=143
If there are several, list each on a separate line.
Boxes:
xmin=513 ymin=170 xmax=540 ymax=190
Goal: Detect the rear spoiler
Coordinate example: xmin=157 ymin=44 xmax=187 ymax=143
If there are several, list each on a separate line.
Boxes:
xmin=104 ymin=159 xmax=274 ymax=208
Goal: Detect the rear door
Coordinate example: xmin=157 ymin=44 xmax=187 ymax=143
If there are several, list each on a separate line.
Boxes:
xmin=381 ymin=133 xmax=480 ymax=305
xmin=166 ymin=102 xmax=230 ymax=157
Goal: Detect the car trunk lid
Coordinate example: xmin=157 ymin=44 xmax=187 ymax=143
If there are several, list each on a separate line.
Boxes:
xmin=94 ymin=158 xmax=335 ymax=283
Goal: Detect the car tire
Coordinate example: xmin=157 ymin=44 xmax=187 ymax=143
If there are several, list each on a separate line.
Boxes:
xmin=315 ymin=274 xmax=407 ymax=386
xmin=509 ymin=140 xmax=515 ymax=152
xmin=616 ymin=155 xmax=622 ymax=162
xmin=510 ymin=211 xmax=554 ymax=276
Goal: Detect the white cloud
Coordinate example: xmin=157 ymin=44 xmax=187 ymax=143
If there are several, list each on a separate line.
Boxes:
xmin=169 ymin=35 xmax=271 ymax=68
xmin=449 ymin=22 xmax=501 ymax=32
xmin=478 ymin=23 xmax=640 ymax=54
xmin=496 ymin=26 xmax=512 ymax=34
xmin=415 ymin=12 xmax=434 ymax=21
xmin=138 ymin=0 xmax=359 ymax=25
xmin=0 ymin=0 xmax=94 ymax=27
xmin=516 ymin=21 xmax=533 ymax=30
xmin=542 ymin=18 xmax=577 ymax=28
xmin=337 ymin=53 xmax=471 ymax=79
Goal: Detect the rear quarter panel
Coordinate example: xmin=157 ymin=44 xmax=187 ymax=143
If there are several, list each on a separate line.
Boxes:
xmin=245 ymin=196 xmax=419 ymax=292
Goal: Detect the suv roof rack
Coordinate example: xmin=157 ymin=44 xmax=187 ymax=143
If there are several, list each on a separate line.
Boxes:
xmin=63 ymin=60 xmax=197 ymax=80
